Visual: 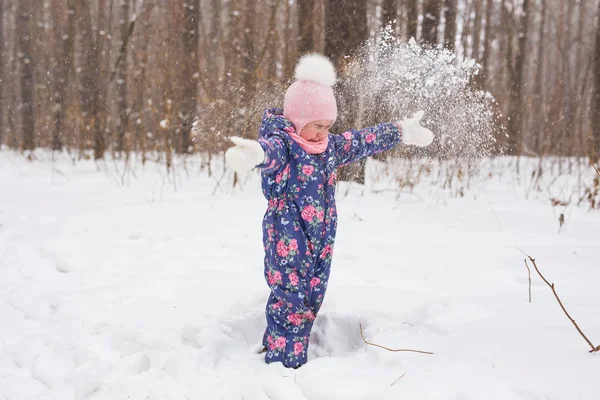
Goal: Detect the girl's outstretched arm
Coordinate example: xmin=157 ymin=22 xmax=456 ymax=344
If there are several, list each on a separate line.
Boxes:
xmin=257 ymin=134 xmax=289 ymax=175
xmin=331 ymin=122 xmax=402 ymax=168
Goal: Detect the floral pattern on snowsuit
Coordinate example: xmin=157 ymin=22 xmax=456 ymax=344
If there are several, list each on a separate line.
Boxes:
xmin=256 ymin=108 xmax=402 ymax=368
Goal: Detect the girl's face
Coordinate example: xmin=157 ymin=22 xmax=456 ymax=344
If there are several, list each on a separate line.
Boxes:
xmin=300 ymin=120 xmax=334 ymax=142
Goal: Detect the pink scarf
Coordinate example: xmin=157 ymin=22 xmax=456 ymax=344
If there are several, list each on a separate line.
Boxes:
xmin=286 ymin=129 xmax=329 ymax=154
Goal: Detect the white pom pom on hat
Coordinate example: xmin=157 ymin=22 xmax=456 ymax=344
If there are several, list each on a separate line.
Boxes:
xmin=294 ymin=53 xmax=337 ymax=87
xmin=284 ymin=53 xmax=338 ymax=133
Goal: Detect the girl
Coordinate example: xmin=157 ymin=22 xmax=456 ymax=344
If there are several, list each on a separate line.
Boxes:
xmin=225 ymin=53 xmax=433 ymax=368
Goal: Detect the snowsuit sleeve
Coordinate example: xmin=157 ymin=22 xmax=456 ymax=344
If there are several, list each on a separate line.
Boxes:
xmin=257 ymin=135 xmax=289 ymax=175
xmin=331 ymin=122 xmax=402 ymax=168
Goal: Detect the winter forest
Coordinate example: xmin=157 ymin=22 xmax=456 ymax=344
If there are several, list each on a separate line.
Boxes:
xmin=1 ymin=1 xmax=600 ymax=400
xmin=0 ymin=0 xmax=598 ymax=160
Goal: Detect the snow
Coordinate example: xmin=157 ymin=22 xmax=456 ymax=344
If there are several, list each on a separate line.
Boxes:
xmin=1 ymin=151 xmax=599 ymax=400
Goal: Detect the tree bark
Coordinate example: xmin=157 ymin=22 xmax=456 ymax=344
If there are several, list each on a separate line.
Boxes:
xmin=325 ymin=0 xmax=368 ymax=183
xmin=533 ymin=0 xmax=546 ymax=155
xmin=116 ymin=0 xmax=131 ymax=154
xmin=406 ymin=0 xmax=418 ymax=41
xmin=180 ymin=0 xmax=200 ymax=153
xmin=76 ymin=0 xmax=104 ymax=159
xmin=52 ymin=0 xmax=76 ymax=151
xmin=481 ymin=0 xmax=493 ymax=88
xmin=0 ymin=0 xmax=4 ymax=147
xmin=592 ymin=1 xmax=600 ymax=158
xmin=444 ymin=0 xmax=457 ymax=50
xmin=382 ymin=0 xmax=398 ymax=34
xmin=507 ymin=0 xmax=529 ymax=155
xmin=17 ymin=0 xmax=35 ymax=151
xmin=472 ymin=0 xmax=483 ymax=60
xmin=298 ymin=0 xmax=314 ymax=53
xmin=422 ymin=0 xmax=441 ymax=45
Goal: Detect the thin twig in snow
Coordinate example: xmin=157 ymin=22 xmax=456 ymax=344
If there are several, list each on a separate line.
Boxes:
xmin=359 ymin=323 xmax=433 ymax=355
xmin=390 ymin=372 xmax=407 ymax=386
xmin=517 ymin=248 xmax=600 ymax=353
xmin=524 ymin=259 xmax=532 ymax=303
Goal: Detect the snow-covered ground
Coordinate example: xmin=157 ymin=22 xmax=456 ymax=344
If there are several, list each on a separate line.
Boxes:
xmin=1 ymin=150 xmax=599 ymax=400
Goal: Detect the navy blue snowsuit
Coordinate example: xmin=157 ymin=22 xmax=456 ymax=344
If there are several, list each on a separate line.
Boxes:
xmin=256 ymin=108 xmax=402 ymax=368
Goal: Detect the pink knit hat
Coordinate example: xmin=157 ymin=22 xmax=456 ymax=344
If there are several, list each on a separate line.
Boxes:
xmin=283 ymin=53 xmax=338 ymax=134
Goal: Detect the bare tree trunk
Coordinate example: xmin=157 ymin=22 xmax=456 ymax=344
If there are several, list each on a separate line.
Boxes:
xmin=444 ymin=0 xmax=457 ymax=50
xmin=241 ymin=0 xmax=256 ymax=104
xmin=480 ymin=0 xmax=493 ymax=88
xmin=382 ymin=0 xmax=398 ymax=34
xmin=325 ymin=0 xmax=368 ymax=68
xmin=507 ymin=0 xmax=529 ymax=155
xmin=17 ymin=0 xmax=35 ymax=151
xmin=180 ymin=0 xmax=200 ymax=153
xmin=208 ymin=0 xmax=221 ymax=96
xmin=76 ymin=0 xmax=104 ymax=159
xmin=472 ymin=0 xmax=483 ymax=60
xmin=592 ymin=1 xmax=600 ymax=159
xmin=116 ymin=0 xmax=130 ymax=154
xmin=52 ymin=0 xmax=75 ymax=151
xmin=406 ymin=0 xmax=418 ymax=41
xmin=298 ymin=0 xmax=314 ymax=53
xmin=422 ymin=0 xmax=441 ymax=45
xmin=325 ymin=0 xmax=368 ymax=183
xmin=533 ymin=0 xmax=546 ymax=155
xmin=462 ymin=0 xmax=473 ymax=59
xmin=0 ymin=0 xmax=4 ymax=147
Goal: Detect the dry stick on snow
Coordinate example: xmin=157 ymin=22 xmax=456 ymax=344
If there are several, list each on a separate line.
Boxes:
xmin=390 ymin=372 xmax=407 ymax=387
xmin=359 ymin=323 xmax=434 ymax=355
xmin=524 ymin=259 xmax=532 ymax=303
xmin=517 ymin=248 xmax=600 ymax=353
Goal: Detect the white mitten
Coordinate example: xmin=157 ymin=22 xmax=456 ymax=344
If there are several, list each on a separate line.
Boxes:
xmin=225 ymin=136 xmax=266 ymax=173
xmin=399 ymin=110 xmax=434 ymax=147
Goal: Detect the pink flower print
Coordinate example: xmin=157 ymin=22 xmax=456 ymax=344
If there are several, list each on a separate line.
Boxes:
xmin=277 ymin=199 xmax=285 ymax=211
xmin=275 ymin=336 xmax=287 ymax=349
xmin=329 ymin=208 xmax=335 ymax=218
xmin=269 ymin=198 xmax=277 ymax=209
xmin=273 ymin=270 xmax=282 ymax=284
xmin=304 ymin=310 xmax=315 ymax=321
xmin=272 ymin=300 xmax=283 ymax=310
xmin=328 ymin=172 xmax=336 ymax=185
xmin=268 ymin=335 xmax=276 ymax=350
xmin=342 ymin=131 xmax=352 ymax=140
xmin=344 ymin=143 xmax=351 ymax=152
xmin=316 ymin=210 xmax=325 ymax=222
xmin=320 ymin=244 xmax=332 ymax=259
xmin=287 ymin=313 xmax=303 ymax=326
xmin=267 ymin=228 xmax=275 ymax=242
xmin=365 ymin=132 xmax=376 ymax=143
xmin=289 ymin=239 xmax=298 ymax=251
xmin=301 ymin=205 xmax=317 ymax=221
xmin=277 ymin=240 xmax=289 ymax=257
xmin=302 ymin=165 xmax=314 ymax=176
xmin=294 ymin=342 xmax=304 ymax=356
xmin=288 ymin=272 xmax=299 ymax=286
xmin=310 ymin=277 xmax=321 ymax=288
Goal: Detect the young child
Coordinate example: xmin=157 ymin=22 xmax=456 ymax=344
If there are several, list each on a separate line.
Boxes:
xmin=225 ymin=53 xmax=433 ymax=368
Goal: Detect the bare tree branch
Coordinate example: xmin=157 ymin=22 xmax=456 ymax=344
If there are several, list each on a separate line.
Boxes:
xmin=517 ymin=248 xmax=600 ymax=353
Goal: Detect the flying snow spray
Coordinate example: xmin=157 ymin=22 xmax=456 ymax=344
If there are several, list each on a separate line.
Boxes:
xmin=338 ymin=27 xmax=504 ymax=161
